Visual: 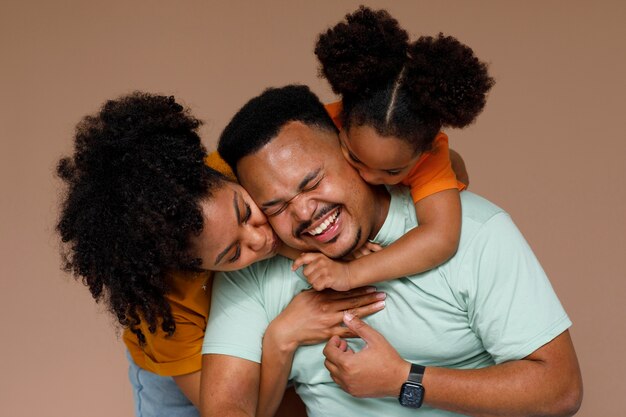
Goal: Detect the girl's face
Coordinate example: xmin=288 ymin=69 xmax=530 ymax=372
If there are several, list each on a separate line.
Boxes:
xmin=339 ymin=125 xmax=421 ymax=186
xmin=189 ymin=182 xmax=279 ymax=272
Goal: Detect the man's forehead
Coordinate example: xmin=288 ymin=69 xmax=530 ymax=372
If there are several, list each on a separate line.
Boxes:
xmin=267 ymin=120 xmax=332 ymax=150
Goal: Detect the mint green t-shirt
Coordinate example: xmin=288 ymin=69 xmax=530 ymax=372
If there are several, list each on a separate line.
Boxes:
xmin=203 ymin=189 xmax=571 ymax=417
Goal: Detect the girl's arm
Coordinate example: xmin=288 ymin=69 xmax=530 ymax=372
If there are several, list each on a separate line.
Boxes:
xmin=256 ymin=287 xmax=387 ymax=417
xmin=294 ymin=188 xmax=461 ymax=291
xmin=449 ymin=148 xmax=469 ymax=186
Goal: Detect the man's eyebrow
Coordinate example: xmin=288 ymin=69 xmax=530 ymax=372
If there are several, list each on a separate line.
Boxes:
xmin=213 ymin=191 xmax=240 ymax=265
xmin=260 ymin=168 xmax=322 ymax=209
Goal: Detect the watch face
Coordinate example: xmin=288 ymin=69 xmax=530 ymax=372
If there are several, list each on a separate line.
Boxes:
xmin=399 ymin=382 xmax=424 ymax=408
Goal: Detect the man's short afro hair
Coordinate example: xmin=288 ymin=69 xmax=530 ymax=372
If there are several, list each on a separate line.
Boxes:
xmin=218 ymin=84 xmax=337 ymax=175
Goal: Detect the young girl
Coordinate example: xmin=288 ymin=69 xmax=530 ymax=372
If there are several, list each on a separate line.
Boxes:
xmin=293 ymin=6 xmax=495 ymax=290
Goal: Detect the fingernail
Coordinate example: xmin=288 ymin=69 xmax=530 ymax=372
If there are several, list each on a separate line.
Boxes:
xmin=365 ymin=286 xmax=377 ymax=293
xmin=344 ymin=311 xmax=355 ymax=321
xmin=376 ymin=292 xmax=386 ymax=300
xmin=374 ymin=300 xmax=386 ymax=309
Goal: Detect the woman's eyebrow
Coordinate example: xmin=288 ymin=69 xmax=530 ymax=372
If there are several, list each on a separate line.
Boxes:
xmin=233 ymin=190 xmax=241 ymax=222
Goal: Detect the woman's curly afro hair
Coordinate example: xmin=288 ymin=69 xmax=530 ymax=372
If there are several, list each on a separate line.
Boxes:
xmin=56 ymin=92 xmax=226 ymax=344
xmin=315 ymin=6 xmax=495 ymax=154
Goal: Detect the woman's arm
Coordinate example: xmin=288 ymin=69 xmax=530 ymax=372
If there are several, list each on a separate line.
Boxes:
xmin=173 ymin=371 xmax=202 ymax=408
xmin=256 ymin=287 xmax=387 ymax=417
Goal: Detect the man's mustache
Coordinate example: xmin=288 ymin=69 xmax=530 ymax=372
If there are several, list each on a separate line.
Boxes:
xmin=294 ymin=204 xmax=340 ymax=237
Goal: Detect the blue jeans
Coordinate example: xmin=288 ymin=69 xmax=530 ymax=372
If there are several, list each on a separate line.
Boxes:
xmin=127 ymin=351 xmax=199 ymax=417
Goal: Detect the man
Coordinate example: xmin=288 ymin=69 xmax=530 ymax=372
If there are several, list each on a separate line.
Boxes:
xmin=200 ymin=85 xmax=582 ymax=417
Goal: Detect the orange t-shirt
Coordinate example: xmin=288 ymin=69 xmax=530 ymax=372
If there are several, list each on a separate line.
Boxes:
xmin=325 ymin=101 xmax=465 ymax=204
xmin=400 ymin=132 xmax=466 ymax=203
xmin=123 ymin=270 xmax=212 ymax=376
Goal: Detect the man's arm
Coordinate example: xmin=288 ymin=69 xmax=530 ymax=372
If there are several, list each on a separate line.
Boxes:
xmin=200 ymin=354 xmax=260 ymax=417
xmin=325 ymin=313 xmax=582 ymax=417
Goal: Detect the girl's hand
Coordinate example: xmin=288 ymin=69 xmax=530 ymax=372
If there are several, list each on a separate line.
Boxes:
xmin=265 ymin=287 xmax=386 ymax=353
xmin=345 ymin=241 xmax=383 ymax=260
xmin=292 ymin=253 xmax=353 ymax=291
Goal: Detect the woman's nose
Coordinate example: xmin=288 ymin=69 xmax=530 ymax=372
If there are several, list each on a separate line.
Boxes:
xmin=243 ymin=223 xmax=266 ymax=251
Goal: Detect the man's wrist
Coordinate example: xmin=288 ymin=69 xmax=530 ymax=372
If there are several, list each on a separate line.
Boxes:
xmin=393 ymin=360 xmax=413 ymax=397
xmin=398 ymin=363 xmax=426 ymax=408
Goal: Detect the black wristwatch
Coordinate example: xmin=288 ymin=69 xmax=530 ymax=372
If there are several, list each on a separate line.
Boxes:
xmin=398 ymin=363 xmax=426 ymax=408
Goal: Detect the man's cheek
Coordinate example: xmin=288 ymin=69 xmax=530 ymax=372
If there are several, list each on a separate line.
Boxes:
xmin=269 ymin=218 xmax=303 ymax=249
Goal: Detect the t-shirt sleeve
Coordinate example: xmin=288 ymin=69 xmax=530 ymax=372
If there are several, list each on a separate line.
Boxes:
xmin=202 ymin=268 xmax=269 ymax=363
xmin=401 ymin=133 xmax=465 ymax=204
xmin=324 ymin=101 xmax=343 ymax=130
xmin=124 ymin=307 xmax=207 ymax=376
xmin=205 ymin=150 xmax=236 ymax=180
xmin=460 ymin=212 xmax=571 ymax=364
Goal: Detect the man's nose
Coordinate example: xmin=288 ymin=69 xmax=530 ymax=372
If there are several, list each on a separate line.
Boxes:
xmin=290 ymin=194 xmax=316 ymax=222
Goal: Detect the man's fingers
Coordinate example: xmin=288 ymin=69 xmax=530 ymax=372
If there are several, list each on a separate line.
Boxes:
xmin=338 ymin=338 xmax=350 ymax=352
xmin=336 ymin=328 xmax=357 ymax=339
xmin=323 ymin=335 xmax=352 ymax=362
xmin=343 ymin=311 xmax=382 ymax=346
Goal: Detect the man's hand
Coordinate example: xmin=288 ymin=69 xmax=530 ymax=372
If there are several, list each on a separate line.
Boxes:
xmin=292 ymin=252 xmax=353 ymax=291
xmin=323 ymin=311 xmax=410 ymax=398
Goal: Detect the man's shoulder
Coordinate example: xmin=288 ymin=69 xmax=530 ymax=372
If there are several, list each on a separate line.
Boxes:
xmin=386 ymin=187 xmax=507 ymax=230
xmin=218 ymin=255 xmax=294 ymax=282
xmin=459 ymin=191 xmax=507 ymax=226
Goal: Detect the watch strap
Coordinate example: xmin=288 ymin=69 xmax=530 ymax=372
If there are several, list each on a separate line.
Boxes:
xmin=407 ymin=363 xmax=425 ymax=384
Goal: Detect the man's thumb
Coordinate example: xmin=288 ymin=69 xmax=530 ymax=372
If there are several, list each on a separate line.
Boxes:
xmin=343 ymin=311 xmax=379 ymax=345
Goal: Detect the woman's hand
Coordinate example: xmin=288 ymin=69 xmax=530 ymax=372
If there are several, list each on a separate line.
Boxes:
xmin=265 ymin=287 xmax=386 ymax=353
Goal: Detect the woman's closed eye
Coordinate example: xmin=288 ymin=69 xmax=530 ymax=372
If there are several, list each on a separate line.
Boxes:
xmin=242 ymin=202 xmax=252 ymax=223
xmin=228 ymin=245 xmax=241 ymax=263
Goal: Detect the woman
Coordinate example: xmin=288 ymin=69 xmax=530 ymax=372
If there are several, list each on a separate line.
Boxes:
xmin=56 ymin=92 xmax=385 ymax=416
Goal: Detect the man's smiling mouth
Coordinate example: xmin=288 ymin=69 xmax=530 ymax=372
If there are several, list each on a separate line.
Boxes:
xmin=300 ymin=206 xmax=342 ymax=243
xmin=307 ymin=209 xmax=339 ymax=236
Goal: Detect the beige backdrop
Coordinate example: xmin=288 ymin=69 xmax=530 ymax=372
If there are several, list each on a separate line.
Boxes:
xmin=1 ymin=1 xmax=624 ymax=416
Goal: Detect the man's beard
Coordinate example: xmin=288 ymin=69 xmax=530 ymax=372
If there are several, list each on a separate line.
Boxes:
xmin=334 ymin=227 xmax=362 ymax=259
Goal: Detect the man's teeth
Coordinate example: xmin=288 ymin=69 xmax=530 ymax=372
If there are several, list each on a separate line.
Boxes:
xmin=308 ymin=211 xmax=339 ymax=236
